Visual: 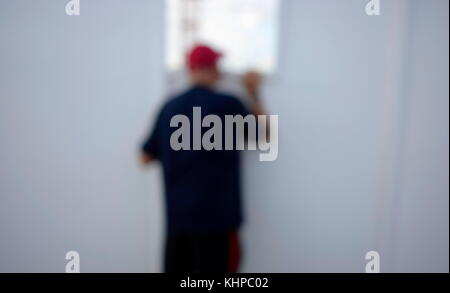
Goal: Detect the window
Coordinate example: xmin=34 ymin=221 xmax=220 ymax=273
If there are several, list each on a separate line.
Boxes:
xmin=166 ymin=0 xmax=281 ymax=74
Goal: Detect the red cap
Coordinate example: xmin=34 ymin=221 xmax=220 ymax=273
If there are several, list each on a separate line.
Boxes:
xmin=187 ymin=45 xmax=222 ymax=70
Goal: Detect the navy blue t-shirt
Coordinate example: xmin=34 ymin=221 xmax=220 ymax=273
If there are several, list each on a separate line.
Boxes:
xmin=142 ymin=86 xmax=250 ymax=235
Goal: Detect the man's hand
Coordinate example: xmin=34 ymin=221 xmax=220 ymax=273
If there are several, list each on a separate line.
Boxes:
xmin=140 ymin=152 xmax=154 ymax=166
xmin=243 ymin=70 xmax=270 ymax=139
xmin=243 ymin=71 xmax=262 ymax=100
xmin=243 ymin=71 xmax=265 ymax=116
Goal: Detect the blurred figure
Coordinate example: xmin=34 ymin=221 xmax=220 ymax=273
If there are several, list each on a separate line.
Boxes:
xmin=141 ymin=44 xmax=266 ymax=273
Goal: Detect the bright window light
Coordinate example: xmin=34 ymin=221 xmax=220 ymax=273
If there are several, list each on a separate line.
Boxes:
xmin=166 ymin=0 xmax=281 ymax=74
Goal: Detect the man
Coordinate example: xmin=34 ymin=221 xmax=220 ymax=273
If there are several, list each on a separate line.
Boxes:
xmin=140 ymin=44 xmax=266 ymax=273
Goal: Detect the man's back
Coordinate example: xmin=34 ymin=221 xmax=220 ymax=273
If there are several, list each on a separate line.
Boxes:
xmin=142 ymin=86 xmax=250 ymax=235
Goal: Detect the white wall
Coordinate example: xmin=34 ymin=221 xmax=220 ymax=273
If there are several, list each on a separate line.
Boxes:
xmin=0 ymin=0 xmax=165 ymax=272
xmin=240 ymin=0 xmax=394 ymax=273
xmin=239 ymin=0 xmax=448 ymax=272
xmin=388 ymin=0 xmax=449 ymax=273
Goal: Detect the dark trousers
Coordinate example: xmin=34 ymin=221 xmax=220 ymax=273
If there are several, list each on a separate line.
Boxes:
xmin=164 ymin=230 xmax=240 ymax=273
